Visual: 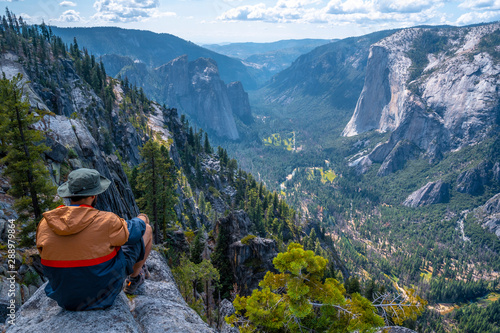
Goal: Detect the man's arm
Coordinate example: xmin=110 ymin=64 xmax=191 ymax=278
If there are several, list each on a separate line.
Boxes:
xmin=124 ymin=214 xmax=147 ymax=245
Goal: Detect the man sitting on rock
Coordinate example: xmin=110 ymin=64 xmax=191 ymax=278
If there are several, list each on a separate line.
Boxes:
xmin=36 ymin=168 xmax=153 ymax=310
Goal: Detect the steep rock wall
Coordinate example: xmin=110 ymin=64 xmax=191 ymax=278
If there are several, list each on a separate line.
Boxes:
xmin=120 ymin=55 xmax=247 ymax=140
xmin=344 ymin=23 xmax=500 ymax=175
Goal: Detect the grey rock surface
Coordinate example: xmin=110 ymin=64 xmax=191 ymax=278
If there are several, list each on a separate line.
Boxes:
xmin=37 ymin=115 xmax=139 ymax=219
xmin=494 ymin=162 xmax=500 ymax=183
xmin=121 ymin=55 xmax=244 ymax=140
xmin=474 ymin=193 xmax=500 ymax=238
xmin=229 ymin=236 xmax=278 ymax=295
xmin=456 ymin=162 xmax=490 ymax=196
xmin=345 ymin=23 xmax=500 ymax=175
xmin=403 ymin=180 xmax=450 ymax=207
xmin=227 ymin=81 xmax=252 ymax=124
xmin=225 ymin=210 xmax=252 ymax=244
xmin=348 ymin=155 xmax=373 ymax=175
xmin=219 ymin=299 xmax=239 ymax=333
xmin=377 ymin=140 xmax=420 ymax=176
xmin=6 ymin=251 xmax=215 ymax=333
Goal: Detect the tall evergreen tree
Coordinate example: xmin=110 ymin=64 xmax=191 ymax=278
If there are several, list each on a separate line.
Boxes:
xmin=0 ymin=74 xmax=57 ymax=224
xmin=190 ymin=227 xmax=205 ymax=264
xmin=136 ymin=140 xmax=177 ymax=243
xmin=212 ymin=217 xmax=234 ymax=299
xmin=159 ymin=144 xmax=177 ymax=238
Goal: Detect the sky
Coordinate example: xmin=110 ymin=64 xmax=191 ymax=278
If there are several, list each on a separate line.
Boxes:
xmin=2 ymin=0 xmax=500 ymax=44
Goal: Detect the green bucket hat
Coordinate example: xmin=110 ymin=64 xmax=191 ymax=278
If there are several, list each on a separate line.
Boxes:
xmin=57 ymin=168 xmax=111 ymax=198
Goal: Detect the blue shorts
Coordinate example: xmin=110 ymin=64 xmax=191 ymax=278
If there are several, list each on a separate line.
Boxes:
xmin=121 ymin=237 xmax=145 ymax=275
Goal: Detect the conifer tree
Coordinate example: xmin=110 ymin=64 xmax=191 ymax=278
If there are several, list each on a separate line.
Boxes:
xmin=227 ymin=243 xmax=426 ymax=332
xmin=190 ymin=227 xmax=205 ymax=264
xmin=212 ymin=217 xmax=234 ymax=299
xmin=136 ymin=139 xmax=177 ymax=243
xmin=159 ymin=144 xmax=177 ymax=238
xmin=203 ymin=132 xmax=212 ymax=154
xmin=0 ymin=74 xmax=57 ymax=224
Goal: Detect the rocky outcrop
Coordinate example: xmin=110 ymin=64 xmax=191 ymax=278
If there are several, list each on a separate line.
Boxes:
xmin=38 ymin=115 xmax=139 ymax=218
xmin=120 ymin=55 xmax=246 ymax=140
xmin=474 ymin=193 xmax=500 ymax=238
xmin=225 ymin=210 xmax=252 ymax=244
xmin=6 ymin=251 xmax=214 ymax=333
xmin=377 ymin=140 xmax=420 ymax=176
xmin=494 ymin=162 xmax=500 ymax=183
xmin=344 ymin=23 xmax=500 ymax=175
xmin=229 ymin=237 xmax=278 ymax=295
xmin=456 ymin=162 xmax=491 ymax=196
xmin=219 ymin=299 xmax=239 ymax=333
xmin=348 ymin=155 xmax=372 ymax=175
xmin=1 ymin=52 xmax=142 ymax=218
xmin=226 ymin=82 xmax=252 ymax=124
xmin=403 ymin=180 xmax=450 ymax=207
xmin=342 ymin=45 xmax=401 ymax=136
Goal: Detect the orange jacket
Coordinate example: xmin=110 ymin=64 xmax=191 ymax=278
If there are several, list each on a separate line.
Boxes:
xmin=36 ymin=205 xmax=145 ymax=310
xmin=37 ymin=205 xmax=129 ymax=265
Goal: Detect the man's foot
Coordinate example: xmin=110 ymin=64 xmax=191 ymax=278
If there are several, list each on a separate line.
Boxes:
xmin=124 ymin=269 xmax=145 ymax=294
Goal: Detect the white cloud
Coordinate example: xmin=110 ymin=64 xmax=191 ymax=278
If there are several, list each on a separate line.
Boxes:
xmin=218 ymin=3 xmax=308 ymax=22
xmin=456 ymin=10 xmax=500 ymax=25
xmin=92 ymin=0 xmax=175 ymax=23
xmin=459 ymin=0 xmax=500 ymax=10
xmin=59 ymin=1 xmax=77 ymax=7
xmin=379 ymin=0 xmax=437 ymax=13
xmin=56 ymin=9 xmax=82 ymax=22
xmin=218 ymin=0 xmax=444 ymax=28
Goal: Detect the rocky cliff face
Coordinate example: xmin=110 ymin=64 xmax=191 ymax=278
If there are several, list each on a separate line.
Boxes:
xmin=402 ymin=180 xmax=450 ymax=207
xmin=344 ymin=23 xmax=500 ymax=176
xmin=118 ymin=55 xmax=250 ymax=140
xmin=226 ymin=81 xmax=252 ymax=124
xmin=229 ymin=236 xmax=278 ymax=294
xmin=474 ymin=193 xmax=500 ymax=238
xmin=0 ymin=52 xmax=141 ymax=218
xmin=5 ymin=251 xmax=215 ymax=333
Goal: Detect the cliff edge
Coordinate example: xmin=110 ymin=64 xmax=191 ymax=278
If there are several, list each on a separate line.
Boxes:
xmin=5 ymin=251 xmax=215 ymax=333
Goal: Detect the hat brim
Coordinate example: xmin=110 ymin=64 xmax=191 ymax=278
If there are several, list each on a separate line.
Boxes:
xmin=57 ymin=176 xmax=111 ymax=198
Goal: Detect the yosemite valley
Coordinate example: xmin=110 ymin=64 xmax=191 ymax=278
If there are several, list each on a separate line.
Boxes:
xmin=0 ymin=9 xmax=499 ymax=333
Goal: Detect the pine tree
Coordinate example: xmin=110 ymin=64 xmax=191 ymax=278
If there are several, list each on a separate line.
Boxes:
xmin=203 ymin=132 xmax=212 ymax=154
xmin=227 ymin=243 xmax=426 ymax=333
xmin=158 ymin=144 xmax=177 ymax=238
xmin=190 ymin=227 xmax=205 ymax=264
xmin=211 ymin=217 xmax=234 ymax=299
xmin=0 ymin=74 xmax=57 ymax=229
xmin=136 ymin=140 xmax=177 ymax=243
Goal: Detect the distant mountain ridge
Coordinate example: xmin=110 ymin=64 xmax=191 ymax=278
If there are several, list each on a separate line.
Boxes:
xmin=203 ymin=39 xmax=335 ymax=85
xmin=101 ymin=54 xmax=251 ymax=140
xmin=50 ymin=26 xmax=259 ymax=90
xmin=203 ymin=39 xmax=334 ymax=60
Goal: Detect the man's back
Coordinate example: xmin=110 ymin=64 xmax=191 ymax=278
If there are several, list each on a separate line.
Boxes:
xmin=37 ymin=205 xmax=130 ymax=310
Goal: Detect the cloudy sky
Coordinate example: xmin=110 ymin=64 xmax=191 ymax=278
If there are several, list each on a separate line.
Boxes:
xmin=3 ymin=0 xmax=500 ymax=44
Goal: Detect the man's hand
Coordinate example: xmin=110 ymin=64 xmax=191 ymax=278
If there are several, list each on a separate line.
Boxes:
xmin=137 ymin=213 xmax=150 ymax=225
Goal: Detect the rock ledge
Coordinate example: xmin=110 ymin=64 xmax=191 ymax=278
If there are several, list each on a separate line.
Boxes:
xmin=5 ymin=251 xmax=214 ymax=333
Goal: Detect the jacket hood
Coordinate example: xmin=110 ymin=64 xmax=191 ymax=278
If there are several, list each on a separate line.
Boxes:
xmin=42 ymin=206 xmax=100 ymax=236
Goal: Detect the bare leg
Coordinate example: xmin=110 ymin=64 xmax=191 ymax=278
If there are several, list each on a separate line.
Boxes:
xmin=130 ymin=223 xmax=153 ymax=277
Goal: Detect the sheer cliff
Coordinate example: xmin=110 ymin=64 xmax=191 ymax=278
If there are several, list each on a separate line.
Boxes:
xmin=104 ymin=54 xmax=249 ymax=141
xmin=344 ymin=23 xmax=500 ymax=173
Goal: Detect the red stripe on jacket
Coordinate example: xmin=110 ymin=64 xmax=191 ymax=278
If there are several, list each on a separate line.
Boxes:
xmin=41 ymin=247 xmax=121 ymax=268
